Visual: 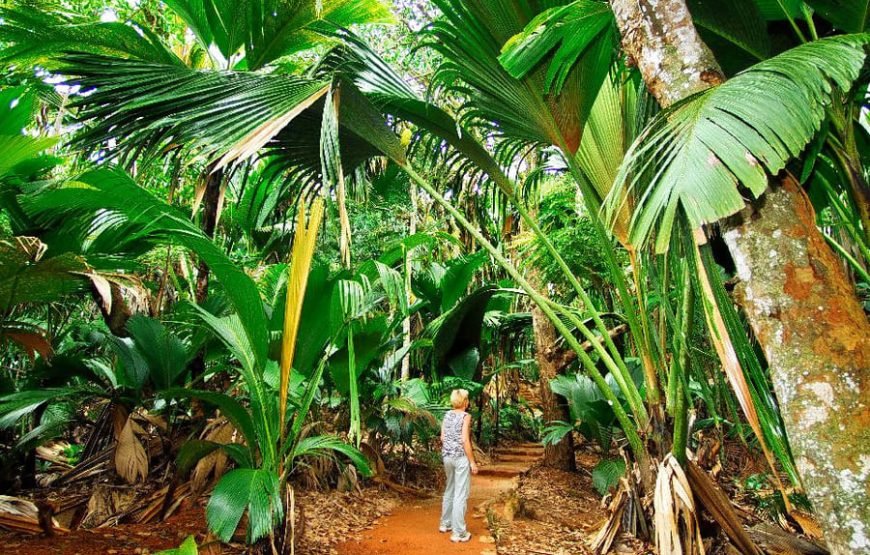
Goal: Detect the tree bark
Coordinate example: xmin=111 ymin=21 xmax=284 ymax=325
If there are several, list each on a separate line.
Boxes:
xmin=532 ymin=293 xmax=575 ymax=471
xmin=194 ymin=168 xmax=224 ymax=304
xmin=722 ymin=178 xmax=870 ymax=554
xmin=611 ymin=1 xmax=870 ymax=551
xmin=191 ymin=167 xmax=224 ymax=399
xmin=401 ymin=179 xmax=418 ymax=381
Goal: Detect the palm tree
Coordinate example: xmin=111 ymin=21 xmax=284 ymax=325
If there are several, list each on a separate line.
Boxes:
xmin=6 ymin=1 xmax=867 ymax=549
xmin=599 ymin=3 xmax=870 ymax=552
xmin=0 ymin=0 xmax=394 ymax=397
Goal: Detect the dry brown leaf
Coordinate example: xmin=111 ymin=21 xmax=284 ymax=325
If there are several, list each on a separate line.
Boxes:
xmin=111 ymin=403 xmax=130 ymax=439
xmin=114 ymin=418 xmax=148 ymax=484
xmin=654 ymin=455 xmax=705 ymax=555
xmin=88 ymin=272 xmax=113 ymax=314
xmin=686 ymin=460 xmax=762 ymax=555
xmin=83 ymin=485 xmax=138 ymax=528
xmin=192 ymin=418 xmax=238 ymax=493
xmin=791 ymin=509 xmax=823 ymax=540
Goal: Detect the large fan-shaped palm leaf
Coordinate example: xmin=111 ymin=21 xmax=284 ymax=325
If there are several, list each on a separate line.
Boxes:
xmin=426 ymin=0 xmax=616 ymax=155
xmin=607 ymin=34 xmax=870 ymax=252
xmin=58 ymin=54 xmax=330 ymax=166
xmin=163 ymin=0 xmax=393 ymax=69
xmin=0 ymin=7 xmax=181 ymax=66
xmin=22 ymin=169 xmax=270 ymax=368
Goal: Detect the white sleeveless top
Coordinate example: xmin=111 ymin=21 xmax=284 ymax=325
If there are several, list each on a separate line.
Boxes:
xmin=442 ymin=410 xmax=466 ymax=458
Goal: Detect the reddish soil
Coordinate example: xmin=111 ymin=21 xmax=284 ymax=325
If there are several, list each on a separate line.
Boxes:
xmin=336 ymin=443 xmax=544 ymax=555
xmin=0 ymin=500 xmax=216 ymax=555
xmin=336 ymin=474 xmax=511 ymax=555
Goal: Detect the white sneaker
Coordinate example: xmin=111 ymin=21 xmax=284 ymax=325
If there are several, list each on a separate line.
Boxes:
xmin=439 ymin=525 xmax=451 ymax=533
xmin=450 ymin=532 xmax=471 ymax=542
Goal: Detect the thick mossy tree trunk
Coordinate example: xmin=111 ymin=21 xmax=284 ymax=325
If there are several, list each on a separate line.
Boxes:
xmin=532 ymin=289 xmax=576 ymax=471
xmin=722 ymin=177 xmax=870 ymax=553
xmin=610 ymin=1 xmax=870 ymax=552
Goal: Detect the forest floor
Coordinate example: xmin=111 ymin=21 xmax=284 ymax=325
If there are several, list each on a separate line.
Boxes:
xmin=335 ymin=473 xmax=509 ymax=555
xmin=0 ymin=442 xmax=658 ymax=555
xmin=334 ymin=443 xmax=653 ymax=555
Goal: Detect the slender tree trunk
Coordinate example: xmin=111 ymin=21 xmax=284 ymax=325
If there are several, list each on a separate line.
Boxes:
xmin=611 ymin=2 xmax=870 ymax=552
xmin=191 ymin=167 xmax=224 ymax=397
xmin=401 ymin=179 xmax=418 ymax=381
xmin=194 ymin=168 xmax=223 ymax=303
xmin=532 ymin=286 xmax=575 ymax=471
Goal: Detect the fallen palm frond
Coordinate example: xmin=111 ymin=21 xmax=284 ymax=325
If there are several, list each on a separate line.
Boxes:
xmin=191 ymin=418 xmax=241 ymax=494
xmin=591 ymin=482 xmax=627 ymax=554
xmin=0 ymin=496 xmax=67 ymax=535
xmin=591 ymin=473 xmax=647 ymax=554
xmin=654 ymin=455 xmax=705 ymax=555
xmin=114 ymin=416 xmax=149 ymax=484
xmin=748 ymin=522 xmax=829 ymax=555
xmin=685 ymin=460 xmax=763 ymax=555
xmin=130 ymin=481 xmax=193 ymax=524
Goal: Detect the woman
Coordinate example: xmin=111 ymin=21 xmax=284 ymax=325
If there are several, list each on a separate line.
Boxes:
xmin=439 ymin=388 xmax=479 ymax=542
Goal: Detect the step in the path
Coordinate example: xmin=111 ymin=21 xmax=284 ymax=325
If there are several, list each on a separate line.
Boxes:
xmin=492 ymin=447 xmax=543 ymax=456
xmin=477 ymin=462 xmax=531 ymax=478
xmin=494 ymin=454 xmax=539 ymax=463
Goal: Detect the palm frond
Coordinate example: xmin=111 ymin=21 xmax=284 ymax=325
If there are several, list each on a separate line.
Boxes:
xmin=206 ymin=468 xmax=283 ymax=543
xmin=279 ymin=198 xmax=325 ymax=436
xmin=0 ymin=238 xmax=88 ymax=310
xmin=498 ymin=0 xmax=616 ymax=95
xmin=23 ymin=169 xmax=270 ymax=368
xmin=0 ymin=7 xmax=181 ymax=66
xmin=59 ymin=54 xmax=330 ymax=166
xmin=244 ymin=0 xmax=394 ymax=70
xmin=608 ymin=35 xmax=870 ymax=252
xmin=291 ymin=434 xmax=372 ymax=476
xmin=315 ymin=31 xmax=515 ymax=194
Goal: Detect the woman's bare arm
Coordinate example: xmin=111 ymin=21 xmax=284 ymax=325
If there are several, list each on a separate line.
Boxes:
xmin=461 ymin=413 xmax=479 ymax=474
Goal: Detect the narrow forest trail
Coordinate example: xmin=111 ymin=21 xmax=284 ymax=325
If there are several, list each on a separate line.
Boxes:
xmin=336 ymin=443 xmax=543 ymax=555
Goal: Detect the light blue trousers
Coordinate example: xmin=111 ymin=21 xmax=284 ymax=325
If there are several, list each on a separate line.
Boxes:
xmin=440 ymin=455 xmax=471 ymax=536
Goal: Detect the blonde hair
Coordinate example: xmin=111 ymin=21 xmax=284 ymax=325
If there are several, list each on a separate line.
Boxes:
xmin=450 ymin=388 xmax=469 ymax=409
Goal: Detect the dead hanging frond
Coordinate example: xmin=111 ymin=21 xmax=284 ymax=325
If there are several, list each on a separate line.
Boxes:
xmin=279 ymin=198 xmax=325 ymax=439
xmin=654 ymin=455 xmax=704 ymax=555
xmin=591 ymin=469 xmax=648 ymax=554
xmin=114 ymin=416 xmax=148 ymax=484
xmin=191 ymin=418 xmax=241 ymax=494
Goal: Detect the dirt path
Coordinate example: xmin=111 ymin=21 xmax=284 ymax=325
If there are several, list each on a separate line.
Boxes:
xmin=336 ymin=444 xmax=542 ymax=555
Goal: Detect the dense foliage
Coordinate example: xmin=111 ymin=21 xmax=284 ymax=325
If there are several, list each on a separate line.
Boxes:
xmin=0 ymin=0 xmax=867 ymax=553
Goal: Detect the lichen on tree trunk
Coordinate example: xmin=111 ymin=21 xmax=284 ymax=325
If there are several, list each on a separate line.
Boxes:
xmin=722 ymin=177 xmax=870 ymax=554
xmin=610 ymin=0 xmax=724 ymax=108
xmin=610 ymin=0 xmax=870 ymax=551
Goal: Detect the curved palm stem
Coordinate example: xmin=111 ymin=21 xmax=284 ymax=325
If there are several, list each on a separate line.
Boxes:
xmin=554 ymin=134 xmax=664 ymax=408
xmin=542 ymin=297 xmax=647 ymax=424
xmin=401 ymin=163 xmax=648 ymax=464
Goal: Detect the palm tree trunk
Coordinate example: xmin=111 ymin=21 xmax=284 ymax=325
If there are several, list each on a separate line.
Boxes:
xmin=610 ymin=2 xmax=870 ymax=552
xmin=191 ymin=167 xmax=224 ymax=399
xmin=531 ymin=282 xmax=575 ymax=471
xmin=194 ymin=168 xmax=224 ymax=303
xmin=401 ymin=179 xmax=418 ymax=381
